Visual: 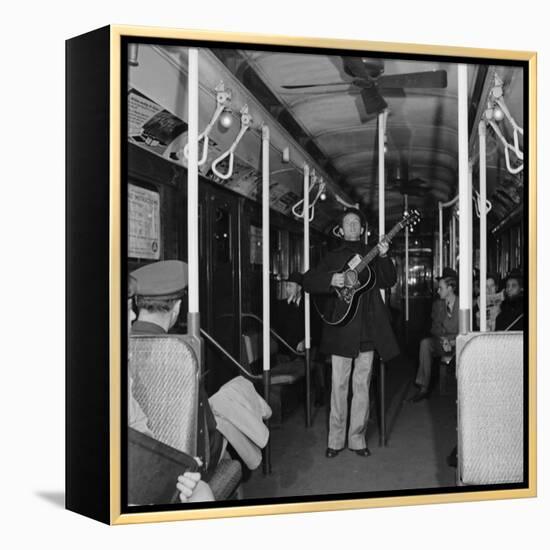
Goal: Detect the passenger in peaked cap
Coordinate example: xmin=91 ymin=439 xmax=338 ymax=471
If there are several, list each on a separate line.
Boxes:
xmin=127 ymin=273 xmax=214 ymax=503
xmin=132 ymin=260 xmax=188 ymax=334
xmin=131 ymin=260 xmax=225 ymax=478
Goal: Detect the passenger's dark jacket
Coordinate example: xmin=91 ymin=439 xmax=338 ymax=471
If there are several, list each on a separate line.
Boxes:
xmin=495 ymin=294 xmax=524 ymax=331
xmin=303 ymin=240 xmax=400 ymax=360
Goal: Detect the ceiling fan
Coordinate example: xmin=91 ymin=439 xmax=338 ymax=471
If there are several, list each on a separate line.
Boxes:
xmin=281 ymin=57 xmax=447 ymax=115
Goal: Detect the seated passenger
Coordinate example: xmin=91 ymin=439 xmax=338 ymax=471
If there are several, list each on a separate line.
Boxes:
xmin=127 ymin=275 xmax=213 ymax=503
xmin=272 ymin=271 xmax=325 ymax=405
xmin=272 ymin=272 xmax=306 ymax=353
xmin=411 ymin=267 xmax=458 ymax=402
xmin=475 ymin=273 xmax=504 ymax=331
xmin=495 ymin=270 xmax=524 ymax=331
xmin=131 ymin=261 xmax=225 ymax=478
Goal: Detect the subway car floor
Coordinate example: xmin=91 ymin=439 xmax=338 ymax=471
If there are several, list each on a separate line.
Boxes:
xmin=241 ymin=362 xmax=458 ymax=499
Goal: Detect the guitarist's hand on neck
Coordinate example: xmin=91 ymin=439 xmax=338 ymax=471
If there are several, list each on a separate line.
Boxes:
xmin=377 ymin=237 xmax=390 ymax=258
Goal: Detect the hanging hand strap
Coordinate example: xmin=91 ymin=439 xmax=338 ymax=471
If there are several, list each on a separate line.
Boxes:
xmin=210 ymin=105 xmax=252 ymax=180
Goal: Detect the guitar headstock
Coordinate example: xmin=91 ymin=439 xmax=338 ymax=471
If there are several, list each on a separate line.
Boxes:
xmin=401 ymin=208 xmax=421 ymax=229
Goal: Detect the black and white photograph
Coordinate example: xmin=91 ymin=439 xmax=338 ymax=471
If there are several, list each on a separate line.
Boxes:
xmin=8 ymin=0 xmax=550 ymax=545
xmin=123 ymin=36 xmax=532 ymax=514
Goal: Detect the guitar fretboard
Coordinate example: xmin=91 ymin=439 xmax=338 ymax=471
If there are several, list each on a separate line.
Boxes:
xmin=354 ymin=221 xmax=404 ymax=274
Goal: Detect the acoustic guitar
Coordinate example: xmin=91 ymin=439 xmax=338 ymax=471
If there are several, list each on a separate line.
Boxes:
xmin=313 ymin=209 xmax=421 ymax=327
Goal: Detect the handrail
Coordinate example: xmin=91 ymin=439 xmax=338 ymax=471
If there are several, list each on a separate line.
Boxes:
xmin=241 ymin=312 xmax=305 ymax=358
xmin=200 ymin=328 xmax=262 ymax=380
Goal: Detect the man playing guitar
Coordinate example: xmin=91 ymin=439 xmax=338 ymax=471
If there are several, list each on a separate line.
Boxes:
xmin=303 ymin=208 xmax=400 ymax=459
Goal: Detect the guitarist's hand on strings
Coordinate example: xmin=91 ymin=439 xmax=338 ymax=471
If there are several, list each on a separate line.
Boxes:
xmin=331 ymin=273 xmax=346 ymax=288
xmin=377 ymin=237 xmax=390 ymax=258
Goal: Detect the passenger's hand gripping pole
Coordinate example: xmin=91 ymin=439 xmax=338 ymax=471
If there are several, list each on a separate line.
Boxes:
xmin=210 ymin=105 xmax=252 ymax=180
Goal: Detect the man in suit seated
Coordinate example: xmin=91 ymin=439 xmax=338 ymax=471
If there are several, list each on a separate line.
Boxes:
xmin=410 ymin=267 xmax=458 ymax=402
xmin=272 ymin=271 xmax=325 ymax=405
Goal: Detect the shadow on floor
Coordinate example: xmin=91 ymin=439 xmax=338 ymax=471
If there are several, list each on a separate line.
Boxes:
xmin=35 ymin=491 xmax=65 ymax=508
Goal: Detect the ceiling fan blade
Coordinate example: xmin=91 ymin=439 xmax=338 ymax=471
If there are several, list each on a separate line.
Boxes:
xmin=360 ymin=88 xmax=387 ymax=114
xmin=378 ymin=70 xmax=447 ymax=89
xmin=281 ymin=81 xmax=351 ymax=89
xmin=378 ymin=87 xmax=407 ymax=98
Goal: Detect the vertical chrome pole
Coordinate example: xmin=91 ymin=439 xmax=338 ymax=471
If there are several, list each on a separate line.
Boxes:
xmin=261 ymin=125 xmax=271 ymax=474
xmin=404 ymin=195 xmax=409 ymax=323
xmin=187 ymin=48 xmax=200 ymax=338
xmin=303 ymin=165 xmax=312 ymax=427
xmin=468 ymin=165 xmax=474 ymax=330
xmin=458 ymin=64 xmax=472 ymax=334
xmin=378 ymin=111 xmax=386 ymax=270
xmin=451 ymin=215 xmax=456 ymax=269
xmin=438 ymin=202 xmax=444 ymax=277
xmin=479 ymin=121 xmax=488 ymax=331
xmin=378 ymin=110 xmax=386 ymax=447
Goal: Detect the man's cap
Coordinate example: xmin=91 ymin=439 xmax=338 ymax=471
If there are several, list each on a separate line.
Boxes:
xmin=436 ymin=267 xmax=458 ymax=280
xmin=287 ymin=271 xmax=303 ymax=286
xmin=131 ymin=260 xmax=188 ymax=299
xmin=339 ymin=207 xmax=366 ymax=228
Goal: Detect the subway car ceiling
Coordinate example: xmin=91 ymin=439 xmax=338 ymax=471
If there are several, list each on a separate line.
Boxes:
xmin=128 ymin=44 xmax=524 ymax=233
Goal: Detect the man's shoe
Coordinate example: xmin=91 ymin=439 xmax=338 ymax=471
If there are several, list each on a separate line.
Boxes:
xmin=352 ymin=448 xmax=371 ymax=457
xmin=325 ymin=447 xmax=342 ymax=458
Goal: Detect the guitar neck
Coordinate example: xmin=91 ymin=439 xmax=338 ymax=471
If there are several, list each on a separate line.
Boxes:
xmin=354 ymin=221 xmax=403 ymax=274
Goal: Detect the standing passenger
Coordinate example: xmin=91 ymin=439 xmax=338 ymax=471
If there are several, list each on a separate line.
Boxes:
xmin=303 ymin=208 xmax=399 ymax=458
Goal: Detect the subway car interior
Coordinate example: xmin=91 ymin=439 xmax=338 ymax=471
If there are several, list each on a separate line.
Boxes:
xmin=127 ymin=42 xmax=527 ymax=504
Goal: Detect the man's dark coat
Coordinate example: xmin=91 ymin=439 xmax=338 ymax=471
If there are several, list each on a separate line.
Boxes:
xmin=303 ymin=240 xmax=400 ymax=361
